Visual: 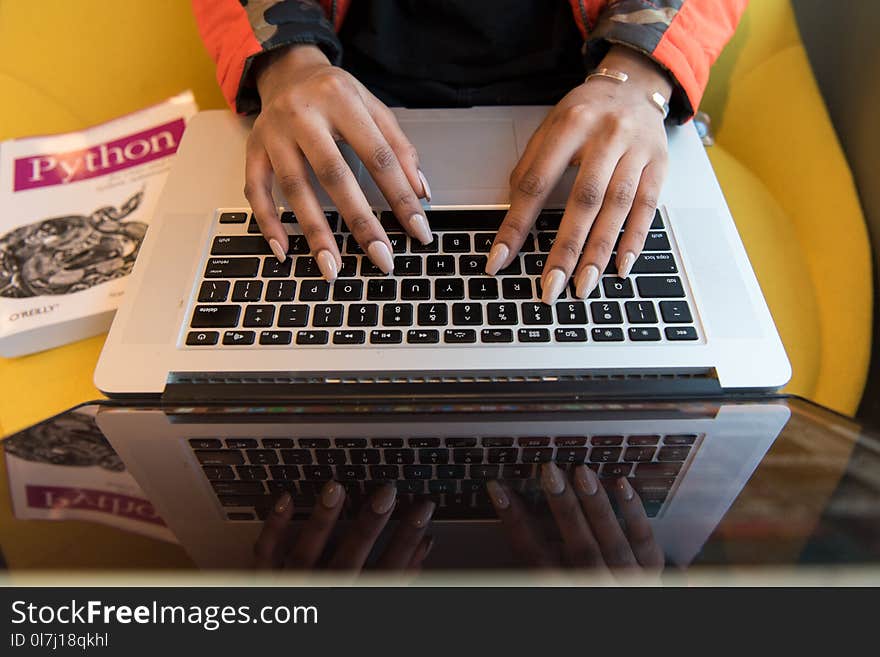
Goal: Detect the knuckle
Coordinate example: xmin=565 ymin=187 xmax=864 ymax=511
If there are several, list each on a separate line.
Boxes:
xmin=301 ymin=221 xmax=327 ymax=241
xmin=346 ymin=214 xmax=378 ymax=236
xmin=624 ymin=225 xmax=647 ymax=246
xmin=515 ymin=169 xmax=547 ymax=198
xmin=315 ymin=160 xmax=349 ymax=186
xmin=498 ymin=213 xmax=532 ymax=240
xmin=604 ymin=114 xmax=633 ymax=137
xmin=610 ymin=179 xmax=636 ymax=208
xmin=559 ymin=104 xmax=591 ymax=128
xmin=573 ymin=177 xmax=604 ymax=209
xmin=277 ymin=173 xmax=308 ymax=198
xmin=588 ymin=235 xmax=615 ymax=257
xmin=553 ymin=237 xmax=583 ymax=262
xmin=314 ymin=70 xmax=351 ymax=97
xmin=634 ymin=189 xmax=659 ymax=212
xmin=389 ymin=189 xmax=417 ymax=212
xmin=369 ymin=144 xmax=397 ymax=171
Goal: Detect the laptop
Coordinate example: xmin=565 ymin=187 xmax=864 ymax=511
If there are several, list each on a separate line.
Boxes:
xmin=93 ymin=106 xmax=790 ymax=400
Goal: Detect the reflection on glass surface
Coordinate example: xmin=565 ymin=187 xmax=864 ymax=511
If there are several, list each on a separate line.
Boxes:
xmin=1 ymin=397 xmax=879 ymax=576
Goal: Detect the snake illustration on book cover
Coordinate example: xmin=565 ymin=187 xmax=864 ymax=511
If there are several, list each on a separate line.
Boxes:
xmin=0 ymin=190 xmax=147 ymax=298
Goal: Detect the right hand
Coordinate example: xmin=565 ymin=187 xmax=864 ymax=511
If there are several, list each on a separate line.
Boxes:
xmin=248 ymin=44 xmax=433 ymax=281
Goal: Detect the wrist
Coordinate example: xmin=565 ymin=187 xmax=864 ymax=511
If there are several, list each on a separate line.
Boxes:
xmin=256 ymin=44 xmax=331 ymax=101
xmin=599 ymin=45 xmax=674 ymax=99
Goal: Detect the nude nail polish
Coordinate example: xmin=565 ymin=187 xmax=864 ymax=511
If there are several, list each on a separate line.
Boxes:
xmin=316 ymin=249 xmax=338 ymax=282
xmin=371 ymin=484 xmax=397 ymax=515
xmin=411 ymin=500 xmax=436 ymax=528
xmin=274 ymin=491 xmax=291 ymax=514
xmin=619 ymin=477 xmax=634 ymax=501
xmin=485 ymin=243 xmax=509 ymax=276
xmin=321 ymin=481 xmax=344 ymax=509
xmin=367 ymin=241 xmax=394 ymax=274
xmin=409 ymin=213 xmax=433 ymax=245
xmin=541 ymin=462 xmax=566 ymax=496
xmin=417 ymin=168 xmax=432 ymax=202
xmin=486 ymin=480 xmax=510 ymax=509
xmin=541 ymin=268 xmax=566 ymax=305
xmin=575 ymin=264 xmax=600 ymax=299
xmin=617 ymin=251 xmax=636 ymax=278
xmin=269 ymin=238 xmax=286 ymax=264
xmin=575 ymin=465 xmax=599 ymax=496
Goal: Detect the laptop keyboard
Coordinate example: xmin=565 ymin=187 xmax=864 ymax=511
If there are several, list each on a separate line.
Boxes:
xmin=183 ymin=208 xmax=700 ymax=348
xmin=190 ymin=433 xmax=700 ymax=521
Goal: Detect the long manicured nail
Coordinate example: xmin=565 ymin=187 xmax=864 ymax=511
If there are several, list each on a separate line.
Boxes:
xmin=486 ymin=480 xmax=510 ymax=509
xmin=274 ymin=491 xmax=291 ymax=514
xmin=321 ymin=481 xmax=344 ymax=509
xmin=417 ymin=168 xmax=432 ymax=202
xmin=371 ymin=484 xmax=397 ymax=515
xmin=541 ymin=268 xmax=566 ymax=305
xmin=411 ymin=500 xmax=436 ymax=528
xmin=367 ymin=241 xmax=394 ymax=274
xmin=316 ymin=249 xmax=338 ymax=282
xmin=618 ymin=477 xmax=634 ymax=501
xmin=574 ymin=264 xmax=600 ymax=299
xmin=575 ymin=465 xmax=599 ymax=496
xmin=485 ymin=243 xmax=509 ymax=276
xmin=617 ymin=251 xmax=636 ymax=278
xmin=269 ymin=238 xmax=286 ymax=264
xmin=409 ymin=213 xmax=433 ymax=245
xmin=541 ymin=462 xmax=566 ymax=496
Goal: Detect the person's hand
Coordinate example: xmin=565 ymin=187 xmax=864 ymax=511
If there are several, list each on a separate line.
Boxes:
xmin=486 ymin=46 xmax=673 ymax=304
xmin=253 ymin=481 xmax=435 ymax=571
xmin=486 ymin=463 xmax=664 ymax=576
xmin=247 ymin=45 xmax=433 ymax=281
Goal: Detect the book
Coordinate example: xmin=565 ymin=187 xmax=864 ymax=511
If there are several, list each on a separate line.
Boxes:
xmin=0 ymin=91 xmax=198 ymax=357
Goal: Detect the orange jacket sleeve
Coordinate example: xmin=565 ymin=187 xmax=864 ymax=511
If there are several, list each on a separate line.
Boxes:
xmin=585 ymin=0 xmax=748 ymax=123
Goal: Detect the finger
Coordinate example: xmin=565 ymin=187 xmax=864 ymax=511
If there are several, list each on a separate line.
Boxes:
xmin=406 ymin=534 xmax=435 ymax=570
xmin=487 ymin=122 xmax=581 ymax=276
xmin=572 ymin=466 xmax=638 ymax=569
xmin=263 ymin=139 xmax=341 ymax=281
xmin=374 ymin=498 xmax=436 ymax=569
xmin=543 ymin=140 xmax=624 ymax=303
xmin=486 ymin=480 xmax=556 ymax=568
xmin=508 ymin=122 xmax=548 ymax=193
xmin=244 ymin=133 xmax=287 ymax=262
xmin=363 ymin=95 xmax=426 ymax=200
xmin=539 ymin=463 xmax=605 ymax=568
xmin=327 ymin=483 xmax=397 ymax=570
xmin=615 ymin=158 xmax=667 ymax=278
xmin=613 ymin=477 xmax=665 ymax=570
xmin=336 ymin=102 xmax=433 ymax=245
xmin=283 ymin=481 xmax=346 ymax=570
xmin=253 ymin=492 xmax=295 ymax=569
xmin=297 ymin=126 xmax=395 ymax=274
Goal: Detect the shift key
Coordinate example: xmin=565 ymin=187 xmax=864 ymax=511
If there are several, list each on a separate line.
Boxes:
xmin=191 ymin=305 xmax=241 ymax=328
xmin=204 ymin=257 xmax=260 ymax=278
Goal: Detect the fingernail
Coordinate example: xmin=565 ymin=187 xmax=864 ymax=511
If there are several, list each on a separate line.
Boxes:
xmin=321 ymin=481 xmax=344 ymax=509
xmin=486 ymin=480 xmax=510 ymax=510
xmin=485 ymin=243 xmax=509 ymax=276
xmin=371 ymin=484 xmax=397 ymax=515
xmin=617 ymin=251 xmax=636 ymax=278
xmin=417 ymin=168 xmax=432 ymax=202
xmin=367 ymin=241 xmax=394 ymax=274
xmin=409 ymin=213 xmax=433 ymax=245
xmin=316 ymin=249 xmax=338 ymax=282
xmin=541 ymin=268 xmax=566 ymax=305
xmin=274 ymin=491 xmax=291 ymax=514
xmin=619 ymin=477 xmax=634 ymax=501
xmin=575 ymin=465 xmax=599 ymax=496
xmin=574 ymin=264 xmax=600 ymax=299
xmin=541 ymin=462 xmax=566 ymax=496
xmin=269 ymin=238 xmax=286 ymax=264
xmin=411 ymin=500 xmax=436 ymax=528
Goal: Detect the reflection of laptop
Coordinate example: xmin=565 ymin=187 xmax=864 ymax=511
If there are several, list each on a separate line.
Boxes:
xmin=94 ymin=107 xmax=789 ymax=398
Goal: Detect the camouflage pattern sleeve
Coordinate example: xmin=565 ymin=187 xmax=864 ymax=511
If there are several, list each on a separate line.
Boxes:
xmin=584 ymin=0 xmax=747 ymax=123
xmin=193 ymin=0 xmax=342 ymax=115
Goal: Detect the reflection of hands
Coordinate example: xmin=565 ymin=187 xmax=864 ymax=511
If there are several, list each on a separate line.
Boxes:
xmin=254 ymin=481 xmax=435 ymax=571
xmin=487 ymin=463 xmax=663 ymax=574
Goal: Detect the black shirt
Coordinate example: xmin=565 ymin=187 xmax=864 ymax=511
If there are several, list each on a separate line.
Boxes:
xmin=339 ymin=0 xmax=587 ymax=107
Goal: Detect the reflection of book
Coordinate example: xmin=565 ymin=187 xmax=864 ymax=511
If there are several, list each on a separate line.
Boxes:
xmin=3 ymin=407 xmax=176 ymax=543
xmin=0 ymin=91 xmax=197 ymax=357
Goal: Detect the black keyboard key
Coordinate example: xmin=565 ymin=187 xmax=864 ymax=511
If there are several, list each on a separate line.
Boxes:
xmin=435 ymin=278 xmax=465 ymax=300
xmin=373 ymin=438 xmax=404 ymax=448
xmin=634 ymin=462 xmax=682 ymax=478
xmin=263 ymin=438 xmax=294 ymax=448
xmin=371 ymin=329 xmax=403 ymax=344
xmin=629 ymin=327 xmax=661 ymax=341
xmin=292 ymin=256 xmax=319 ymax=277
xmin=396 ymin=480 xmax=425 ymax=494
xmin=198 ymin=280 xmax=230 ymax=302
xmin=262 ymin=257 xmax=292 ymax=277
xmin=470 ymin=465 xmax=500 ymax=479
xmin=487 ymin=448 xmax=518 ymax=463
xmin=437 ymin=465 xmax=466 ymax=479
xmin=445 ymin=329 xmax=477 ymax=343
xmin=452 ymin=303 xmax=482 ymax=325
xmin=404 ymin=465 xmax=432 ymax=479
xmin=333 ymin=330 xmax=366 ymax=345
xmin=367 ymin=279 xmax=397 ymax=300
xmin=191 ymin=305 xmax=241 ymax=328
xmin=419 ymin=448 xmax=449 ymax=464
xmin=232 ymin=280 xmax=263 ymax=302
xmin=556 ymin=301 xmax=587 ymax=324
xmin=537 ymin=232 xmax=557 ymax=252
xmin=592 ymin=436 xmax=623 ymax=446
xmin=468 ymin=278 xmax=498 ymax=299
xmin=624 ymin=447 xmax=657 ymax=462
xmin=625 ymin=301 xmax=658 ymax=324
xmin=503 ymin=464 xmax=534 ymax=479
xmin=277 ymin=304 xmax=309 ymax=327
xmin=411 ymin=236 xmax=439 ymax=253
xmin=226 ymin=438 xmax=258 ymax=449
xmin=265 ymin=280 xmax=297 ymax=301
xmin=345 ymin=235 xmax=363 ymax=254
xmin=237 ymin=465 xmax=268 ymax=480
xmin=603 ymin=277 xmax=635 ymax=298
xmin=592 ymin=327 xmax=624 ymax=342
xmin=350 ymin=449 xmax=381 ymax=465
xmin=247 ymin=218 xmax=261 ymax=234
xmin=370 ymin=465 xmax=400 ymax=480
xmin=313 ymin=304 xmax=344 ymax=327
xmin=401 ymin=279 xmax=431 ymax=300
xmin=219 ymin=211 xmax=248 ymax=224
xmin=555 ymin=448 xmax=588 ymax=464
xmin=348 ymin=304 xmax=379 ymax=327
xmin=299 ymin=280 xmax=330 ymax=301
xmin=502 ymin=278 xmax=533 ymax=299
xmin=590 ymin=302 xmax=622 ymax=324
xmin=408 ymin=329 xmax=440 ymax=344
xmin=536 ymin=210 xmax=564 ymax=230
xmin=498 ymin=257 xmax=523 ymax=275
xmin=336 ymin=465 xmax=367 ymax=481
xmin=297 ymin=330 xmax=329 ymax=345
xmin=658 ymin=446 xmax=691 ymax=461
xmin=664 ymin=434 xmax=697 ymax=446
xmin=387 ymin=233 xmax=408 ymax=253
xmin=394 ymin=256 xmax=422 ymax=276
xmin=303 ymin=465 xmax=334 ymax=480
xmin=518 ymin=328 xmax=551 ymax=342
xmin=481 ymin=328 xmax=513 ymax=343
xmin=666 ymin=326 xmax=698 ymax=341
xmin=223 ymin=330 xmax=255 ymax=345
xmin=280 ymin=449 xmax=313 ymax=465
xmin=186 ymin=330 xmax=219 ymax=345
xmin=644 ymin=231 xmax=671 ymax=251
xmin=247 ymin=449 xmax=279 ymax=465
xmin=443 ymin=233 xmax=471 ymax=252
xmin=259 ymin=330 xmax=292 ymax=345
xmin=632 ymin=253 xmax=677 ymax=274
xmin=287 ymin=234 xmax=310 ymax=255
xmin=417 ymin=303 xmax=448 ymax=326
xmin=361 ymin=258 xmax=386 ymax=277
xmin=335 ymin=438 xmax=367 ymax=448
xmin=196 ymin=450 xmax=244 ymax=465
xmin=205 ymin=257 xmax=260 ymax=278
xmin=385 ymin=449 xmax=415 ymax=464
xmin=333 ymin=279 xmax=363 ymax=301
xmin=190 ymin=438 xmax=222 ymax=449
xmin=409 ymin=438 xmax=440 ymax=448
xmin=211 ymin=235 xmax=271 ymax=256
xmin=602 ymin=463 xmax=632 ymax=477
xmin=454 ymin=448 xmax=484 ymax=464
xmin=487 ymin=302 xmax=518 ymax=325
xmin=426 ymin=255 xmax=455 ymax=275
xmin=627 ymin=435 xmax=660 ymax=446
xmin=315 ymin=449 xmax=346 ymax=465
xmin=243 ymin=305 xmax=275 ymax=328
xmin=590 ymin=447 xmax=622 ymax=463
xmin=659 ymin=300 xmax=692 ymax=323
xmin=339 ymin=256 xmax=358 ymax=277
xmin=383 ymin=303 xmax=413 ymax=326
xmin=522 ymin=448 xmax=553 ymax=463
xmin=555 ymin=328 xmax=588 ymax=342
xmin=524 ymin=254 xmax=547 ymax=275
xmin=460 ymin=255 xmax=488 ymax=275
xmin=429 ymin=480 xmax=457 ymax=494
xmin=521 ymin=302 xmax=553 ymax=325
xmin=447 ymin=438 xmax=477 ymax=447
xmin=474 ymin=234 xmax=495 ymax=252
xmin=651 ymin=210 xmax=664 ymax=229
xmin=212 ymin=481 xmax=266 ymax=496
xmin=636 ymin=276 xmax=685 ymax=298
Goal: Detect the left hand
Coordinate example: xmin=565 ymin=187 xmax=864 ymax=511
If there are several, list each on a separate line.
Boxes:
xmin=486 ymin=46 xmax=673 ymax=304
